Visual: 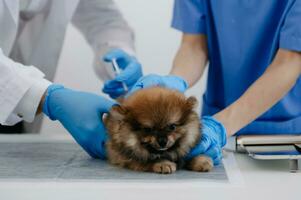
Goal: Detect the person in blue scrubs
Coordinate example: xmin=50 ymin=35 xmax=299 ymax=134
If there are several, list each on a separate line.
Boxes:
xmin=103 ymin=0 xmax=301 ymax=165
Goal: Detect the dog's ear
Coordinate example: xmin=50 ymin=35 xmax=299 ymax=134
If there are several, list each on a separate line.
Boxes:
xmin=109 ymin=105 xmax=128 ymax=121
xmin=186 ymin=96 xmax=198 ymax=110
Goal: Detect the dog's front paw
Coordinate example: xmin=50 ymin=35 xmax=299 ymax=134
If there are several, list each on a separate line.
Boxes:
xmin=187 ymin=155 xmax=213 ymax=172
xmin=152 ymin=160 xmax=177 ymax=174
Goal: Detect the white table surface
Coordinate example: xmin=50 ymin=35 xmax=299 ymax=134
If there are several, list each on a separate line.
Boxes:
xmin=0 ymin=134 xmax=300 ymax=200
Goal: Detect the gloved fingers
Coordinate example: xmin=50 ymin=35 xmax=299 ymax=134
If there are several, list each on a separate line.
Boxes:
xmin=185 ymin=134 xmax=211 ymax=159
xmin=80 ymin=144 xmax=99 ymax=159
xmin=103 ymin=72 xmax=141 ymax=91
xmin=114 ymin=62 xmax=142 ymax=83
xmin=103 ymin=49 xmax=131 ymax=65
xmin=103 ymin=89 xmax=125 ymax=99
xmin=125 ymin=82 xmax=144 ymax=98
xmin=103 ymin=80 xmax=125 ymax=91
xmin=204 ymin=144 xmax=221 ymax=158
xmin=203 ymin=144 xmax=222 ymax=165
xmin=97 ymin=99 xmax=117 ymax=113
xmin=103 ymin=80 xmax=121 ymax=89
xmin=131 ymin=76 xmax=161 ymax=92
xmin=102 ymin=60 xmax=142 ymax=97
xmin=91 ymin=140 xmax=106 ymax=160
xmin=162 ymin=76 xmax=188 ymax=92
xmin=201 ymin=116 xmax=227 ymax=147
xmin=125 ymin=74 xmax=162 ymax=97
xmin=141 ymin=77 xmax=164 ymax=87
xmin=103 ymin=86 xmax=125 ymax=95
xmin=107 ymin=92 xmax=123 ymax=100
xmin=193 ymin=134 xmax=212 ymax=154
xmin=102 ymin=83 xmax=126 ymax=99
xmin=63 ymin=124 xmax=100 ymax=159
xmin=212 ymin=154 xmax=222 ymax=166
xmin=90 ymin=125 xmax=108 ymax=160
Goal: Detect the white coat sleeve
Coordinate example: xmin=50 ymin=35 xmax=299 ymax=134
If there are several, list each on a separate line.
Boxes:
xmin=0 ymin=49 xmax=51 ymax=126
xmin=71 ymin=0 xmax=136 ymax=81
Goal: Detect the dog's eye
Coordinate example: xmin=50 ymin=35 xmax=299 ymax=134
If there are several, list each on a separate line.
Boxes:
xmin=143 ymin=127 xmax=152 ymax=133
xmin=167 ymin=124 xmax=177 ymax=131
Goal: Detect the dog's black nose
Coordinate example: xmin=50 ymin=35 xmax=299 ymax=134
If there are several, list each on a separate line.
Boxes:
xmin=158 ymin=137 xmax=168 ymax=147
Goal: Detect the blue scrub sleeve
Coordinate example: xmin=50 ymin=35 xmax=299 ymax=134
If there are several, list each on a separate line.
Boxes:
xmin=171 ymin=0 xmax=206 ymax=34
xmin=280 ymin=1 xmax=301 ymax=52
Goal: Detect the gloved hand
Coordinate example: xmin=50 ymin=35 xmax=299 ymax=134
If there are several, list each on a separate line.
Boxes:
xmin=186 ymin=116 xmax=227 ymax=165
xmin=102 ymin=49 xmax=143 ymax=99
xmin=126 ymin=74 xmax=188 ymax=97
xmin=43 ymin=84 xmax=116 ymax=159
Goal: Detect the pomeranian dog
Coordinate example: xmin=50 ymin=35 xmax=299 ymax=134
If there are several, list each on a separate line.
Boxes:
xmin=105 ymin=87 xmax=213 ymax=174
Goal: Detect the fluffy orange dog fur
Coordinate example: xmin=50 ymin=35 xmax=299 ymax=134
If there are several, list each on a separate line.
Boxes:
xmin=105 ymin=87 xmax=213 ymax=174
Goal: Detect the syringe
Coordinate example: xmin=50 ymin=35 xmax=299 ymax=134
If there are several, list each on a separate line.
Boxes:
xmin=111 ymin=58 xmax=128 ymax=92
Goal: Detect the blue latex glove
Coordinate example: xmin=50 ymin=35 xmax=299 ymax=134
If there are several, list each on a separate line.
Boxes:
xmin=186 ymin=116 xmax=227 ymax=165
xmin=126 ymin=74 xmax=188 ymax=97
xmin=43 ymin=85 xmax=116 ymax=159
xmin=102 ymin=49 xmax=143 ymax=99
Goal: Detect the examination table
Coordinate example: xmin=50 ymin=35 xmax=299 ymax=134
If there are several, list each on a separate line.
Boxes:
xmin=0 ymin=134 xmax=300 ymax=200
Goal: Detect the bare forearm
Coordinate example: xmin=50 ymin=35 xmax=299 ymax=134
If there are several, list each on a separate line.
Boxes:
xmin=214 ymin=49 xmax=301 ymax=136
xmin=170 ymin=34 xmax=208 ymax=87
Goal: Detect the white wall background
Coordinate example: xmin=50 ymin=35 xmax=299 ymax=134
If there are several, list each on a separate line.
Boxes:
xmin=41 ymin=0 xmax=207 ymax=135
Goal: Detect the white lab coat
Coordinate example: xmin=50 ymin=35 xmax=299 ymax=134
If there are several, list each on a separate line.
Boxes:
xmin=0 ymin=0 xmax=135 ymax=131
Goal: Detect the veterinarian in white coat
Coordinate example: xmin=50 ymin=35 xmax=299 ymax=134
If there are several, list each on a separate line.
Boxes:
xmin=0 ymin=0 xmax=135 ymax=133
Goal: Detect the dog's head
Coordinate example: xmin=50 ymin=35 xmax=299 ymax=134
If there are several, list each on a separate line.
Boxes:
xmin=105 ymin=87 xmax=200 ymax=162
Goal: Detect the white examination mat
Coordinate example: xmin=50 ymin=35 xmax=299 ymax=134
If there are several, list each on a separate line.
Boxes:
xmin=0 ymin=141 xmax=232 ymax=183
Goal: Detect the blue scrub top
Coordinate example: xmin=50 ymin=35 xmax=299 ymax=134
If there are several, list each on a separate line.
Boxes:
xmin=172 ymin=0 xmax=301 ymax=135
